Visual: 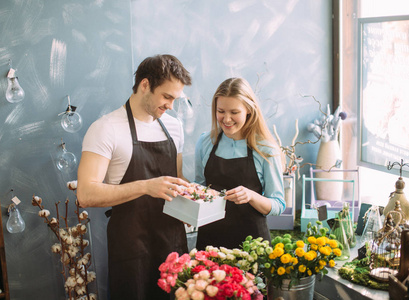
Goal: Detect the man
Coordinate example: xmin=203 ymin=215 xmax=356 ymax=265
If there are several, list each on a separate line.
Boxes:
xmin=77 ymin=54 xmax=192 ymax=299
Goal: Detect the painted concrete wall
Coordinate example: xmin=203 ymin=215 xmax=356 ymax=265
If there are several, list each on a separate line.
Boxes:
xmin=0 ymin=0 xmax=332 ymax=299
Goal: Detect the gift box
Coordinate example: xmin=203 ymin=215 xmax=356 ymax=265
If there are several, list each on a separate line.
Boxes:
xmin=163 ymin=195 xmax=226 ymax=227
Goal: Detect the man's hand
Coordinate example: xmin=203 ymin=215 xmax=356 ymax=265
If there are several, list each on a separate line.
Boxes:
xmin=144 ymin=176 xmax=190 ymax=201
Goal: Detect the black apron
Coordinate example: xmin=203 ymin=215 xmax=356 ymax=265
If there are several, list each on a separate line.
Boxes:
xmin=107 ymin=100 xmax=188 ymax=300
xmin=196 ymin=133 xmax=271 ymax=250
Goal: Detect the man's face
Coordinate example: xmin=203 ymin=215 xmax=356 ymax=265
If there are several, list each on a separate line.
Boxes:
xmin=142 ymin=77 xmax=184 ymax=120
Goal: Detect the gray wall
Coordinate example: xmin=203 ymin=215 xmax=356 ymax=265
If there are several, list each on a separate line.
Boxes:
xmin=0 ymin=0 xmax=332 ymax=299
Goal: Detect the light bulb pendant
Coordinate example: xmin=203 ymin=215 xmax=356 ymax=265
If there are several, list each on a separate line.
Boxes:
xmin=7 ymin=204 xmax=25 ymax=233
xmin=57 ymin=142 xmax=77 ymax=173
xmin=6 ymin=73 xmax=25 ymax=103
xmin=60 ymin=96 xmax=83 ymax=133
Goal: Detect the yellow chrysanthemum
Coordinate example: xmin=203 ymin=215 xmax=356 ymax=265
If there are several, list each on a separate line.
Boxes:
xmin=310 ymin=244 xmax=318 ymax=251
xmin=304 ymin=252 xmax=315 ymax=261
xmin=307 ymin=236 xmax=316 ymax=244
xmin=329 ymin=239 xmax=338 ymax=248
xmin=269 ymin=253 xmax=277 ymax=260
xmin=324 ymin=237 xmax=330 ymax=244
xmin=273 ymin=247 xmax=284 ymax=257
xmin=285 ymin=266 xmax=293 ymax=274
xmin=329 ymin=260 xmax=335 ymax=267
xmin=292 ymin=257 xmax=298 ymax=265
xmin=315 ymin=266 xmax=320 ymax=272
xmin=280 ymin=253 xmax=292 ymax=264
xmin=308 ymin=250 xmax=317 ymax=259
xmin=319 ymin=246 xmax=331 ymax=256
xmin=307 ymin=269 xmax=312 ymax=276
xmin=277 ymin=266 xmax=286 ymax=275
xmin=296 ymin=240 xmax=305 ymax=248
xmin=270 ymin=266 xmax=275 ymax=273
xmin=298 ymin=265 xmax=306 ymax=272
xmin=275 ymin=243 xmax=284 ymax=249
xmin=333 ymin=248 xmax=342 ymax=257
xmin=319 ymin=260 xmax=326 ymax=267
xmin=316 ymin=237 xmax=326 ymax=246
xmin=295 ymin=247 xmax=305 ymax=257
xmin=319 ymin=264 xmax=324 ymax=270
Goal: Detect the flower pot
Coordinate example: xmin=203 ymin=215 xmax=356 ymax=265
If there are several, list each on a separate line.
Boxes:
xmin=315 ymin=140 xmax=343 ymax=201
xmin=267 ymin=275 xmax=316 ymax=300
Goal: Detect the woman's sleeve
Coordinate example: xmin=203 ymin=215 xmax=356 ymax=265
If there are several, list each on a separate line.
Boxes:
xmin=262 ymin=148 xmax=286 ymax=216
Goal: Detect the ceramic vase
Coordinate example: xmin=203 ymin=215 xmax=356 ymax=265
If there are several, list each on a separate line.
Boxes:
xmin=315 ymin=140 xmax=343 ymax=201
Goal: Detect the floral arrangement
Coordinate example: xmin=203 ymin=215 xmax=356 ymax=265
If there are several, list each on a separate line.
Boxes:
xmin=31 ymin=180 xmax=97 ymax=300
xmin=243 ymin=221 xmax=341 ymax=290
xmin=177 ymin=183 xmax=225 ymax=202
xmin=157 ymin=248 xmax=264 ymax=300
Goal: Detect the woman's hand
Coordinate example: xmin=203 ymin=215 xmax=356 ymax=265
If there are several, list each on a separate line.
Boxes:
xmin=224 ymin=186 xmax=255 ymax=205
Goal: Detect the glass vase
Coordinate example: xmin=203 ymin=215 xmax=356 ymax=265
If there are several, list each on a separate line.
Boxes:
xmin=329 ymin=218 xmax=351 ymax=261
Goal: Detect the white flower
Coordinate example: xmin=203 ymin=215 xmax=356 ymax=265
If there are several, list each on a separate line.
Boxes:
xmin=65 ymin=276 xmax=76 ymax=288
xmin=67 ymin=245 xmax=79 ymax=257
xmin=186 ymin=283 xmax=196 ymax=295
xmin=89 ymin=294 xmax=97 ymax=300
xmin=252 ymin=262 xmax=258 ymax=274
xmin=198 ymin=270 xmax=210 ymax=280
xmin=51 ymin=243 xmax=62 ymax=253
xmin=217 ymin=252 xmax=227 ymax=260
xmin=61 ymin=253 xmax=70 ymax=265
xmin=226 ymin=254 xmax=235 ymax=261
xmin=79 ymin=211 xmax=88 ymax=220
xmin=212 ymin=270 xmax=226 ymax=282
xmin=31 ymin=196 xmax=42 ymax=206
xmin=189 ymin=248 xmax=197 ymax=257
xmin=67 ymin=180 xmax=78 ymax=190
xmin=75 ymin=284 xmax=86 ymax=295
xmin=87 ymin=271 xmax=96 ymax=283
xmin=220 ymin=247 xmax=232 ymax=254
xmin=50 ymin=217 xmax=58 ymax=225
xmin=206 ymin=285 xmax=218 ymax=297
xmin=38 ymin=209 xmax=50 ymax=217
xmin=191 ymin=290 xmax=205 ymax=300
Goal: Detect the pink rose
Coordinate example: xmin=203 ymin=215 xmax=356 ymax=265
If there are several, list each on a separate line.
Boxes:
xmin=157 ymin=278 xmax=171 ymax=293
xmin=212 ymin=270 xmax=226 ymax=282
xmin=175 ymin=287 xmax=190 ymax=300
xmin=191 ymin=290 xmax=205 ymax=300
xmin=194 ymin=279 xmax=208 ymax=291
xmin=198 ymin=270 xmax=210 ymax=280
xmin=205 ymin=285 xmax=218 ymax=297
xmin=165 ymin=252 xmax=179 ymax=263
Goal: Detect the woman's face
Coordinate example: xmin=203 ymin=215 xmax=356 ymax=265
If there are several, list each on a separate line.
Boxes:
xmin=216 ymin=96 xmax=249 ymax=140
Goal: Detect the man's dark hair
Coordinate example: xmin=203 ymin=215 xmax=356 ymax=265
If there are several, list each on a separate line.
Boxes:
xmin=132 ymin=54 xmax=192 ymax=94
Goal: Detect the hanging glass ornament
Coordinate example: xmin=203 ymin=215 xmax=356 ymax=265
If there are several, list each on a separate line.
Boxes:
xmin=59 ymin=95 xmax=83 ymax=133
xmin=7 ymin=204 xmax=25 ymax=233
xmin=56 ymin=141 xmax=77 ymax=173
xmin=5 ymin=64 xmax=25 ymax=103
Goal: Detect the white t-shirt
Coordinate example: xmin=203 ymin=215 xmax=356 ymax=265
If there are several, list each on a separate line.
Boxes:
xmin=82 ymin=106 xmax=184 ymax=184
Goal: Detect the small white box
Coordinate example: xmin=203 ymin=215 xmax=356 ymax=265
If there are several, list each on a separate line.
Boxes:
xmin=163 ymin=195 xmax=226 ymax=227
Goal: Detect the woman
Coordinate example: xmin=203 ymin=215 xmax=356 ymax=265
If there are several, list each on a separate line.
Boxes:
xmin=195 ymin=77 xmax=285 ymax=250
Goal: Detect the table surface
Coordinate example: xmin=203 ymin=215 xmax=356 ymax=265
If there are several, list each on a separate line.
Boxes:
xmin=314 ymin=247 xmax=389 ymax=300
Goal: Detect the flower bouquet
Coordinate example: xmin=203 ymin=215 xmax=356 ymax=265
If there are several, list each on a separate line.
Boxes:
xmin=242 ymin=221 xmax=341 ymax=290
xmin=31 ymin=180 xmax=97 ymax=300
xmin=157 ymin=248 xmax=264 ymax=300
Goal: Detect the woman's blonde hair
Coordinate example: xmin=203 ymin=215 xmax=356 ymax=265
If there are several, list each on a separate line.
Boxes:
xmin=210 ymin=77 xmax=283 ymax=167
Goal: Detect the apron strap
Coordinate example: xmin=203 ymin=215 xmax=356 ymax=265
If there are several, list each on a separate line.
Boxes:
xmin=125 ymin=99 xmax=138 ymax=144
